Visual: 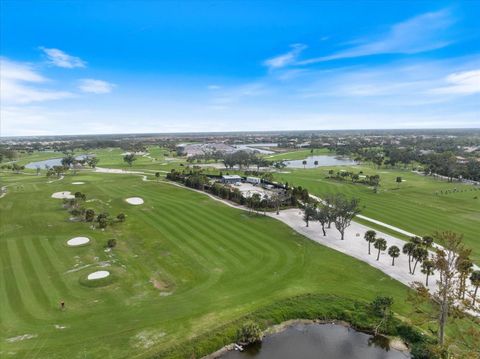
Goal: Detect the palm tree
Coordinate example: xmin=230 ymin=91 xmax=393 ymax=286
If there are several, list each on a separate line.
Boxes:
xmin=374 ymin=238 xmax=387 ymax=261
xmin=402 ymin=242 xmax=416 ymax=273
xmin=411 ymin=247 xmax=428 ymax=275
xmin=410 ymin=236 xmax=422 ymax=246
xmin=364 ymin=230 xmax=376 ymax=255
xmin=388 ymin=245 xmax=400 ymax=266
xmin=470 ymin=270 xmax=480 ymax=306
xmin=422 ymin=235 xmax=434 ymax=249
xmin=421 ymin=259 xmax=435 ymax=286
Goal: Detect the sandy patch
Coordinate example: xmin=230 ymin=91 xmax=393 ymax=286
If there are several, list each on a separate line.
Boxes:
xmin=87 ymin=270 xmax=110 ymax=280
xmin=67 ymin=237 xmax=90 ymax=246
xmin=72 ymin=181 xmax=85 ymax=185
xmin=389 ymin=337 xmax=409 ymax=351
xmin=126 ymin=197 xmax=144 ymax=205
xmin=131 ymin=330 xmax=166 ymax=349
xmin=51 ymin=191 xmax=74 ymax=199
xmin=6 ymin=334 xmax=37 ymax=343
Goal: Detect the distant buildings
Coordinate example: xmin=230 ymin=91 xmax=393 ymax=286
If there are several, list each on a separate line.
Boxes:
xmin=176 ymin=143 xmax=236 ymax=157
xmin=221 ymin=175 xmax=242 ymax=184
xmin=246 ymin=176 xmax=261 ymax=184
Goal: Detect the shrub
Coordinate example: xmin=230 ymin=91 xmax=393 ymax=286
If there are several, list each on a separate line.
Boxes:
xmin=106 ymin=239 xmax=117 ymax=248
xmin=117 ymin=213 xmax=126 ymax=222
xmin=237 ymin=321 xmax=262 ymax=344
xmin=85 ymin=209 xmax=95 ymax=222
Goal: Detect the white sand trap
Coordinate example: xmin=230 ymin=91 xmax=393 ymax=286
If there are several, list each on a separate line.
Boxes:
xmin=87 ymin=270 xmax=110 ymax=280
xmin=72 ymin=182 xmax=85 ymax=185
xmin=126 ymin=197 xmax=144 ymax=205
xmin=67 ymin=237 xmax=90 ymax=246
xmin=51 ymin=191 xmax=74 ymax=199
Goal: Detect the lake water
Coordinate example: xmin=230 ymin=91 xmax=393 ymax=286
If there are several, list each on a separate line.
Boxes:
xmin=25 ymin=154 xmax=91 ymax=169
xmin=284 ymin=155 xmax=356 ymax=168
xmin=220 ymin=323 xmax=409 ymax=359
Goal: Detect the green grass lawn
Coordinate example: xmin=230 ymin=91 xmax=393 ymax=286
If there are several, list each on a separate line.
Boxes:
xmin=273 ymin=165 xmax=480 ymax=262
xmin=1 ymin=170 xmax=468 ymax=358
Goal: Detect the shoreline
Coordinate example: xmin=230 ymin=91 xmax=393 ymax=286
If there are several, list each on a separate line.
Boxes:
xmin=201 ymin=318 xmax=410 ymax=359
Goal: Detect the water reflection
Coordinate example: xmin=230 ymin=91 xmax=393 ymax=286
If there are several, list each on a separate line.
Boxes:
xmin=284 ymin=156 xmax=357 ymax=168
xmin=25 ymin=154 xmax=91 ymax=169
xmin=220 ymin=324 xmax=409 ymax=359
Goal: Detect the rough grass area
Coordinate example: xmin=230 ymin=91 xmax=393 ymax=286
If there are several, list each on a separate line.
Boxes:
xmin=0 ymin=170 xmax=477 ymax=358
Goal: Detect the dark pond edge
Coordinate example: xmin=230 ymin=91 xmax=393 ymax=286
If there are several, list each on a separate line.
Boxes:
xmin=153 ymin=294 xmax=433 ymax=359
xmin=202 ymin=319 xmax=409 ymax=359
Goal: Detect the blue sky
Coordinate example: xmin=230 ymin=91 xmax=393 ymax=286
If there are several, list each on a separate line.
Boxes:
xmin=1 ymin=1 xmax=479 ymax=136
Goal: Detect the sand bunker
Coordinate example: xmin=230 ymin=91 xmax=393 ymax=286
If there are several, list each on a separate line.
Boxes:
xmin=72 ymin=182 xmax=85 ymax=185
xmin=67 ymin=237 xmax=90 ymax=246
xmin=51 ymin=191 xmax=75 ymax=199
xmin=87 ymin=270 xmax=110 ymax=280
xmin=126 ymin=197 xmax=144 ymax=205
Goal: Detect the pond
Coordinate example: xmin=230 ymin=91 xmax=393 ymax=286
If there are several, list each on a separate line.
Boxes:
xmin=220 ymin=323 xmax=409 ymax=359
xmin=25 ymin=154 xmax=92 ymax=169
xmin=284 ymin=155 xmax=356 ymax=168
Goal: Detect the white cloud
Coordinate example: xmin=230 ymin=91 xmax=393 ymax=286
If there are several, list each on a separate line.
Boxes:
xmin=40 ymin=47 xmax=86 ymax=68
xmin=263 ymin=43 xmax=306 ymax=70
xmin=78 ymin=79 xmax=115 ymax=94
xmin=0 ymin=58 xmax=45 ymax=82
xmin=429 ymin=69 xmax=480 ymax=95
xmin=207 ymin=84 xmax=221 ymax=90
xmin=0 ymin=58 xmax=73 ymax=104
xmin=299 ymin=9 xmax=454 ymax=64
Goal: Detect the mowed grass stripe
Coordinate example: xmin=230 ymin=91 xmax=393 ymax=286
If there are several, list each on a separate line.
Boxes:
xmin=108 ymin=183 xmax=253 ymax=269
xmin=0 ymin=241 xmax=39 ymax=324
xmin=129 ymin=194 xmax=289 ymax=298
xmin=149 ymin=182 xmax=290 ymax=259
xmin=130 ymin=181 xmax=295 ymax=276
xmin=14 ymin=239 xmax=53 ymax=314
xmin=139 ymin=186 xmax=289 ymax=274
xmin=33 ymin=237 xmax=75 ymax=297
xmin=139 ymin=206 xmax=239 ymax=271
xmin=26 ymin=238 xmax=69 ymax=304
xmin=0 ymin=256 xmax=17 ymax=328
xmin=143 ymin=190 xmax=298 ymax=292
